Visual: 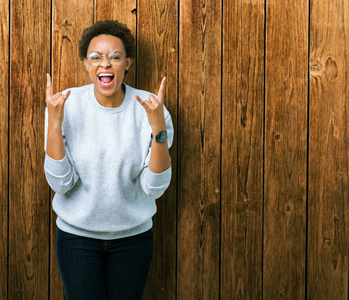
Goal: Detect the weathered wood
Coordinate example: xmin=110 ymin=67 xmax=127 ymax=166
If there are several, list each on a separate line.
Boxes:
xmin=9 ymin=0 xmax=50 ymax=298
xmin=221 ymin=0 xmax=264 ymax=298
xmin=0 ymin=0 xmax=9 ymax=298
xmin=308 ymin=0 xmax=349 ymax=299
xmin=136 ymin=0 xmax=178 ymax=298
xmin=177 ymin=0 xmax=221 ymax=298
xmin=95 ymin=0 xmax=137 ymax=87
xmin=50 ymin=1 xmax=93 ymax=298
xmin=263 ymin=0 xmax=308 ymax=298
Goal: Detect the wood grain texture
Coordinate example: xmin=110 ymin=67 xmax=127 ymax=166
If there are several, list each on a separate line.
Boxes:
xmin=2 ymin=0 xmax=349 ymax=298
xmin=9 ymin=0 xmax=50 ymax=298
xmin=264 ymin=0 xmax=308 ymax=298
xmin=95 ymin=0 xmax=137 ymax=87
xmin=0 ymin=0 xmax=9 ymax=298
xmin=50 ymin=1 xmax=93 ymax=298
xmin=221 ymin=0 xmax=264 ymax=298
xmin=136 ymin=0 xmax=178 ymax=298
xmin=178 ymin=0 xmax=221 ymax=298
xmin=308 ymin=0 xmax=349 ymax=298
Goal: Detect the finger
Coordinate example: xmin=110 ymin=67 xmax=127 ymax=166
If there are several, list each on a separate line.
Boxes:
xmin=157 ymin=77 xmax=166 ymax=103
xmin=62 ymin=90 xmax=71 ymax=102
xmin=46 ymin=73 xmax=53 ymax=98
xmin=136 ymin=95 xmax=153 ymax=106
xmin=136 ymin=95 xmax=153 ymax=111
xmin=135 ymin=95 xmax=145 ymax=106
xmin=149 ymin=95 xmax=158 ymax=105
xmin=50 ymin=91 xmax=71 ymax=106
xmin=53 ymin=90 xmax=70 ymax=100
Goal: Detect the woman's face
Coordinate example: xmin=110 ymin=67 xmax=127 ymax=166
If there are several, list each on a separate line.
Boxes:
xmin=83 ymin=34 xmax=133 ymax=100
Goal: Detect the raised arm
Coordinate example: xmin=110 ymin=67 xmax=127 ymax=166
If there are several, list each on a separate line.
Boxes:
xmin=136 ymin=77 xmax=171 ymax=174
xmin=44 ymin=74 xmax=78 ymax=194
xmin=45 ymin=73 xmax=70 ymax=160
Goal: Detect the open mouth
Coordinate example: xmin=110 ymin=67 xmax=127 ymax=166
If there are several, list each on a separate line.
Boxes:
xmin=98 ymin=73 xmax=115 ymax=86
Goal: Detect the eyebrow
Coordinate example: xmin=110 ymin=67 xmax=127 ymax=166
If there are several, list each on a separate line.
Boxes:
xmin=88 ymin=50 xmax=123 ymax=56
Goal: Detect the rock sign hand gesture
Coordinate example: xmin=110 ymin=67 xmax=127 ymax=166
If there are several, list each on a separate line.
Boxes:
xmin=46 ymin=73 xmax=71 ymax=126
xmin=135 ymin=77 xmax=167 ymax=132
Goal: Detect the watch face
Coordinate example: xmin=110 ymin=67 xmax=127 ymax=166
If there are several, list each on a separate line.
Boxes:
xmin=156 ymin=131 xmax=167 ymax=143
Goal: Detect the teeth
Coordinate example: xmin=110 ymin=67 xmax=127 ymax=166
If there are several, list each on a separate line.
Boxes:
xmin=98 ymin=73 xmax=114 ymax=77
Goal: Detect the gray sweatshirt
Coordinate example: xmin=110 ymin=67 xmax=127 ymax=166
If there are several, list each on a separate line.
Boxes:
xmin=44 ymin=83 xmax=173 ymax=240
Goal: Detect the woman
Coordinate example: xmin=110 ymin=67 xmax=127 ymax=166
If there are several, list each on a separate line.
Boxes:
xmin=44 ymin=20 xmax=173 ymax=299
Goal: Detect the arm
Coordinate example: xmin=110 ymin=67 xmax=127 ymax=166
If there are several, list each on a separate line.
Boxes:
xmin=136 ymin=77 xmax=171 ymax=173
xmin=45 ymin=73 xmax=70 ymax=159
xmin=136 ymin=77 xmax=173 ymax=198
xmin=44 ymin=74 xmax=78 ymax=194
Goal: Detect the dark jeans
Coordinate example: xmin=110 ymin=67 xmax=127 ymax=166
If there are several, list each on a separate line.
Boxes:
xmin=56 ymin=228 xmax=153 ymax=300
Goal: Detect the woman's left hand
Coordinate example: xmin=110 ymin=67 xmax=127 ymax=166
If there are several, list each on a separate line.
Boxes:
xmin=136 ymin=77 xmax=167 ymax=132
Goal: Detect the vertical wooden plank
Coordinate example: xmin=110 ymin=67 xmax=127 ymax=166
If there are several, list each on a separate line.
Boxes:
xmin=308 ymin=0 xmax=349 ymax=298
xmin=136 ymin=0 xmax=178 ymax=298
xmin=9 ymin=0 xmax=50 ymax=298
xmin=0 ymin=0 xmax=9 ymax=299
xmin=264 ymin=0 xmax=308 ymax=298
xmin=178 ymin=0 xmax=221 ymax=298
xmin=50 ymin=1 xmax=93 ymax=298
xmin=95 ymin=0 xmax=137 ymax=87
xmin=221 ymin=0 xmax=264 ymax=298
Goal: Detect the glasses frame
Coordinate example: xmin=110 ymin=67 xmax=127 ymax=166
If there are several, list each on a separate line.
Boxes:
xmin=86 ymin=50 xmax=125 ymax=67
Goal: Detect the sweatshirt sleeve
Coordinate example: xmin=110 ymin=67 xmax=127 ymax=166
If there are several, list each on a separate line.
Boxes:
xmin=140 ymin=109 xmax=174 ymax=199
xmin=44 ymin=108 xmax=79 ymax=194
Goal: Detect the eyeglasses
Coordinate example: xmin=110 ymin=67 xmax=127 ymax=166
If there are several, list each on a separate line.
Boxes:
xmin=86 ymin=51 xmax=125 ymax=67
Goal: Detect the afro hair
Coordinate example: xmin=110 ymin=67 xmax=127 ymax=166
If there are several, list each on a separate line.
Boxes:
xmin=78 ymin=20 xmax=134 ymax=61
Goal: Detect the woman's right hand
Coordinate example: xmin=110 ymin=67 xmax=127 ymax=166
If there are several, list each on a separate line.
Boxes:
xmin=46 ymin=73 xmax=70 ymax=127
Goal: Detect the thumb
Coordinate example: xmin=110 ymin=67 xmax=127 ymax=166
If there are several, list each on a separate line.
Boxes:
xmin=56 ymin=90 xmax=71 ymax=108
xmin=62 ymin=90 xmax=71 ymax=103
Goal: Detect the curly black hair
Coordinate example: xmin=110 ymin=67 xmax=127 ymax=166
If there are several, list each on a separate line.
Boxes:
xmin=78 ymin=20 xmax=134 ymax=61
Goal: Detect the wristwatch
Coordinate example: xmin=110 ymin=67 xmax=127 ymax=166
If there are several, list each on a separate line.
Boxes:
xmin=151 ymin=131 xmax=168 ymax=143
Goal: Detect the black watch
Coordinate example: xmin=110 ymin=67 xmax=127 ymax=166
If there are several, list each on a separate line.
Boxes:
xmin=151 ymin=131 xmax=168 ymax=143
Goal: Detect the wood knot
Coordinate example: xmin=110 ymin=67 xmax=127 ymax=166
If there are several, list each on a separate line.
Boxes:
xmin=323 ymin=238 xmax=332 ymax=249
xmin=279 ymin=289 xmax=286 ymax=297
xmin=310 ymin=57 xmax=323 ymax=73
xmin=324 ymin=57 xmax=338 ymax=82
xmin=284 ymin=203 xmax=293 ymax=214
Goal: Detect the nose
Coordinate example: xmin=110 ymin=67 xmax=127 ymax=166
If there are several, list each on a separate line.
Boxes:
xmin=100 ymin=55 xmax=111 ymax=68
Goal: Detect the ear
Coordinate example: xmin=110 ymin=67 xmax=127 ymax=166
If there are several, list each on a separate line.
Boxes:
xmin=83 ymin=58 xmax=89 ymax=71
xmin=125 ymin=58 xmax=133 ymax=71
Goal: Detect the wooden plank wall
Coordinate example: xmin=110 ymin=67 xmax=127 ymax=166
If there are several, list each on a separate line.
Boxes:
xmin=1 ymin=0 xmax=348 ymax=299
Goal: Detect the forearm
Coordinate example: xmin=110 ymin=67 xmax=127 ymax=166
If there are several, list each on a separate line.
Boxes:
xmin=46 ymin=124 xmax=66 ymax=160
xmin=148 ymin=127 xmax=171 ymax=173
xmin=44 ymin=120 xmax=79 ymax=195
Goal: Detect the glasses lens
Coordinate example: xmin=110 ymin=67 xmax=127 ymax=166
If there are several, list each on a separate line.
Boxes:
xmin=108 ymin=52 xmax=123 ymax=65
xmin=88 ymin=54 xmax=102 ymax=66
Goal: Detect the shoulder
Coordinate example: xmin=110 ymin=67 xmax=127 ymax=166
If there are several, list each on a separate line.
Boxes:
xmin=62 ymin=84 xmax=93 ymax=110
xmin=125 ymin=84 xmax=155 ymax=100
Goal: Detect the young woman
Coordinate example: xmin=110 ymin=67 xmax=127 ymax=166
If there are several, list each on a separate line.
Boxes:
xmin=44 ymin=20 xmax=173 ymax=299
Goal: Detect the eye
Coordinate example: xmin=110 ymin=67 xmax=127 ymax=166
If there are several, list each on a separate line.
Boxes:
xmin=89 ymin=55 xmax=101 ymax=61
xmin=109 ymin=55 xmax=122 ymax=61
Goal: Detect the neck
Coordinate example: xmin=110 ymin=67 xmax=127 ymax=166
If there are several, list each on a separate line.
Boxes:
xmin=95 ymin=84 xmax=125 ymax=108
